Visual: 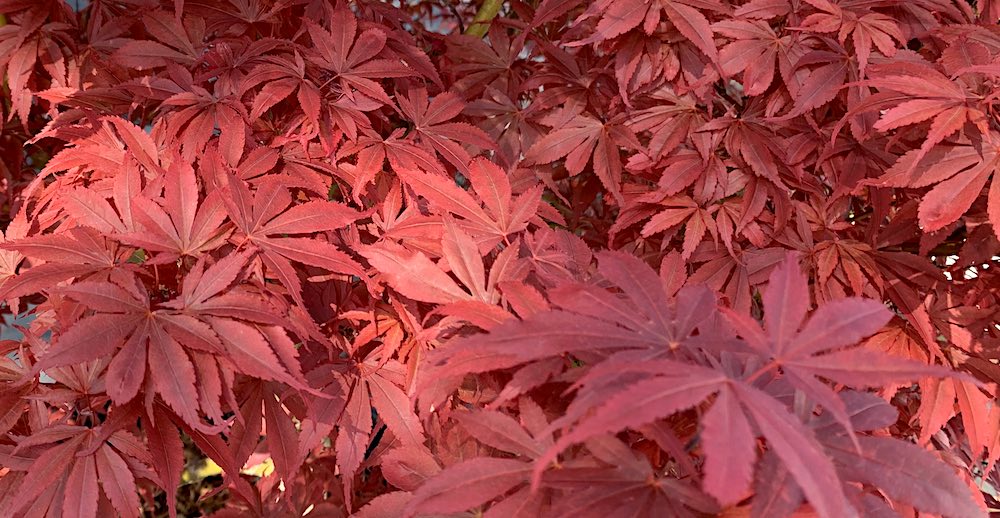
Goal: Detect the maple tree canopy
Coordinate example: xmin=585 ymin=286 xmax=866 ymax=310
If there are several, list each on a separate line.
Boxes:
xmin=0 ymin=0 xmax=999 ymax=517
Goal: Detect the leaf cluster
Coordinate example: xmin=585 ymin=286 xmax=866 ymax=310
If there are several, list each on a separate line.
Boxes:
xmin=0 ymin=0 xmax=998 ymax=517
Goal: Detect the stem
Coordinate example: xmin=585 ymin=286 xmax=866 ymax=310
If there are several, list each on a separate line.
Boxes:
xmin=745 ymin=360 xmax=778 ymax=384
xmin=465 ymin=0 xmax=503 ymax=38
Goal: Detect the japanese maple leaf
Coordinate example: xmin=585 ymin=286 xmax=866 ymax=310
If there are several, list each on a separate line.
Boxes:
xmin=303 ymin=9 xmax=415 ymax=107
xmin=428 ymin=251 xmax=956 ymax=517
xmin=160 ymin=81 xmax=249 ymax=165
xmin=698 ymin=103 xmax=789 ymax=188
xmin=361 ymin=239 xmax=475 ymax=307
xmin=243 ymin=52 xmax=323 ymax=128
xmin=525 ymin=356 xmax=742 ymax=504
xmin=634 ymin=194 xmax=719 ymax=261
xmin=336 ymin=127 xmax=448 ymax=203
xmin=34 ymin=279 xmax=226 ymax=432
xmin=542 ymin=437 xmax=720 ymax=518
xmin=465 ymin=86 xmax=547 ymax=168
xmin=0 ymin=227 xmax=124 ymax=302
xmin=40 ymin=115 xmax=163 ymax=183
xmin=534 ymin=319 xmax=945 ymax=518
xmin=445 ymin=27 xmax=525 ymax=99
xmin=395 ymin=158 xmax=542 ymax=250
xmin=196 ymin=37 xmax=284 ymax=94
xmin=713 ymin=19 xmax=790 ymax=96
xmin=522 ymin=111 xmax=640 ymax=205
xmin=113 ymin=11 xmax=202 ymax=69
xmin=421 ymin=251 xmax=721 ymax=392
xmin=811 ymin=237 xmax=882 ymax=299
xmin=341 ymin=294 xmax=461 ymax=396
xmin=277 ymin=138 xmax=371 ymax=196
xmin=135 ymin=397 xmax=264 ymax=517
xmin=857 ymin=60 xmax=987 ymax=173
xmin=187 ymin=0 xmax=289 ymax=30
xmin=115 ymin=160 xmax=231 ymax=263
xmin=361 ymin=218 xmax=517 ymax=329
xmin=524 ymin=336 xmax=895 ymax=517
xmin=680 ymin=245 xmax=787 ymax=314
xmin=223 ymin=380 xmax=304 ymax=487
xmin=796 ymin=0 xmax=903 ymax=73
xmin=221 ymin=174 xmax=368 ymax=306
xmin=719 ymin=253 xmax=956 ymax=447
xmin=625 ymin=88 xmax=704 ymax=159
xmin=2 ymin=424 xmax=154 ymax=518
xmin=160 ymin=252 xmax=313 ymax=387
xmin=865 ymin=135 xmax=1000 ymax=239
xmin=60 ymin=184 xmax=130 ymax=236
xmin=395 ymin=88 xmax=495 ymax=174
xmin=37 ymin=249 xmax=314 ymax=431
xmin=610 ymin=30 xmax=685 ymax=104
xmin=367 ymin=180 xmax=445 ymax=258
xmin=306 ymin=349 xmax=425 ymax=511
xmin=0 ymin=7 xmax=73 ymax=124
xmin=522 ymin=40 xmax=616 ymax=111
xmin=783 ymin=47 xmax=851 ymax=118
xmin=577 ymin=0 xmax=722 ymax=65
xmin=809 ymin=391 xmax=986 ymax=518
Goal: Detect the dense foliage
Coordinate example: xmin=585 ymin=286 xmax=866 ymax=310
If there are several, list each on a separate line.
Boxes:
xmin=0 ymin=0 xmax=999 ymax=516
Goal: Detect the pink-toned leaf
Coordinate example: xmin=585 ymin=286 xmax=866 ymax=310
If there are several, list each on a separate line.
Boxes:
xmin=404 ymin=457 xmax=531 ymax=517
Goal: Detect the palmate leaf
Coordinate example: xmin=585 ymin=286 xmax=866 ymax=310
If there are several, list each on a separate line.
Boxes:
xmin=726 ymin=254 xmax=975 ymax=516
xmin=422 ymin=250 xmax=717 ymax=386
xmin=733 ymin=383 xmax=855 ymax=518
xmin=543 ymin=436 xmax=720 ymax=518
xmin=311 ymin=348 xmax=427 ymax=510
xmin=531 ymin=357 xmax=856 ymax=515
xmin=530 ymin=361 xmax=727 ymax=484
xmin=722 ymin=253 xmax=953 ymax=446
xmin=35 ymin=251 xmax=312 ymax=433
xmin=807 ymin=391 xmax=987 ymax=518
xmin=361 ymin=241 xmax=472 ymax=305
xmin=430 ymin=249 xmax=972 ymax=517
xmin=3 ymin=426 xmax=151 ymax=518
xmin=115 ymin=160 xmax=231 ymax=261
xmin=822 ymin=435 xmax=985 ymax=518
xmin=0 ymin=227 xmax=121 ymax=301
xmin=219 ymin=172 xmax=368 ymax=305
xmin=361 ymin=217 xmax=516 ymax=331
xmin=452 ymin=407 xmax=547 ymax=459
xmin=579 ymin=0 xmax=722 ymax=65
xmin=364 ymin=364 xmax=426 ymax=447
xmin=94 ymin=444 xmax=142 ymax=518
xmin=866 ymin=136 xmax=1000 ymax=239
xmin=714 ymin=20 xmax=784 ymax=96
xmin=522 ymin=112 xmax=639 ymax=205
xmin=396 ymin=88 xmax=495 ymax=174
xmin=36 ymin=284 xmax=218 ymax=433
xmin=394 ymin=159 xmax=543 ymax=249
xmin=302 ymin=9 xmax=417 ymax=107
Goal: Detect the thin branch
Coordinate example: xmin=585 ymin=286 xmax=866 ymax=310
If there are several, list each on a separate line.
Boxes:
xmin=465 ymin=0 xmax=503 ymax=38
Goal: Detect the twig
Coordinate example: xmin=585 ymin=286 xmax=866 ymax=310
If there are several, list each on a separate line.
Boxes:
xmin=465 ymin=0 xmax=503 ymax=38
